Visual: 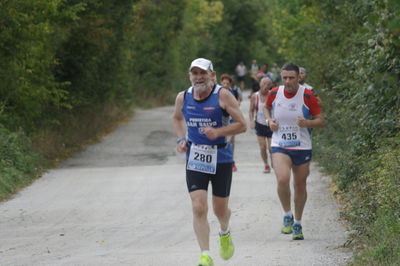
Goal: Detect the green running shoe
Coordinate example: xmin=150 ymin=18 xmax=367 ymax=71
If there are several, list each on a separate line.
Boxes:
xmin=281 ymin=215 xmax=294 ymax=234
xmin=219 ymin=231 xmax=235 ymax=260
xmin=292 ymin=223 xmax=304 ymax=240
xmin=198 ymin=253 xmax=214 ymax=266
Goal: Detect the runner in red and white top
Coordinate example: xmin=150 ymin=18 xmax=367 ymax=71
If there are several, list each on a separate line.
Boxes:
xmin=263 ymin=63 xmax=325 ymax=241
xmin=265 ymin=84 xmax=321 ymax=150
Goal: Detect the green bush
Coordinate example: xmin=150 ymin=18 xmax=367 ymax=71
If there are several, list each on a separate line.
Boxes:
xmin=0 ymin=126 xmax=41 ymax=200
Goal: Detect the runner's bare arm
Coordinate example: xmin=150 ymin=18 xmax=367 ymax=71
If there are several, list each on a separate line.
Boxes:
xmin=263 ymin=105 xmax=278 ymax=131
xmin=249 ymin=93 xmax=256 ymax=129
xmin=172 ymin=92 xmax=188 ymax=152
xmin=249 ymin=93 xmax=256 ymax=121
xmin=202 ymin=89 xmax=246 ymax=140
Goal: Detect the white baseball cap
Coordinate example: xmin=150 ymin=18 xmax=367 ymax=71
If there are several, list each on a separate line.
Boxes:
xmin=189 ymin=58 xmax=214 ymax=72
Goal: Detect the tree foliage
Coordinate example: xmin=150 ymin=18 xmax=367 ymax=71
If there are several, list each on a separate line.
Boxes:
xmin=0 ymin=0 xmax=82 ymax=128
xmin=0 ymin=0 xmax=278 ymax=132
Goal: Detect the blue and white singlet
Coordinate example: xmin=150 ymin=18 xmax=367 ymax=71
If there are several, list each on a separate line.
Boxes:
xmin=182 ymin=85 xmax=233 ymax=163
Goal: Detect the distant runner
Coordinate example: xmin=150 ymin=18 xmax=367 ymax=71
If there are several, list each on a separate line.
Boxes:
xmin=299 ymin=67 xmax=321 ymax=103
xmin=250 ymin=59 xmax=260 ymax=93
xmin=249 ymin=76 xmax=274 ymax=173
xmin=235 ymin=61 xmax=247 ymax=90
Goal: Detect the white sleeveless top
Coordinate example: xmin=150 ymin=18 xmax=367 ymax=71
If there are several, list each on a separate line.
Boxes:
xmin=255 ymin=92 xmax=267 ymax=125
xmin=271 ymin=85 xmax=312 ymax=150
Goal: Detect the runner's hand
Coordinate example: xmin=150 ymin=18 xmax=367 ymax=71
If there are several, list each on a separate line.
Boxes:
xmin=269 ymin=119 xmax=278 ymax=131
xmin=297 ymin=116 xmax=308 ymax=128
xmin=250 ymin=120 xmax=255 ymax=129
xmin=176 ymin=140 xmax=187 ymax=153
xmin=202 ymin=126 xmax=219 ymax=140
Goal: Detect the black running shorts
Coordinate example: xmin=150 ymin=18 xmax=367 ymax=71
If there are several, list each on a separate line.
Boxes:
xmin=255 ymin=121 xmax=273 ymax=138
xmin=186 ymin=163 xmax=232 ymax=197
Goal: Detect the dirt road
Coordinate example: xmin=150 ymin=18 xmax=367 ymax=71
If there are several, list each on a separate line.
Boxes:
xmin=0 ymin=92 xmax=351 ymax=265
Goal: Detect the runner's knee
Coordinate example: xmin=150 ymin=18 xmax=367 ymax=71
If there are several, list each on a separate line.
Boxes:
xmin=277 ymin=176 xmax=290 ymax=187
xmin=213 ymin=204 xmax=229 ymax=219
xmin=293 ymin=181 xmax=307 ymax=192
xmin=192 ymin=199 xmax=208 ymax=217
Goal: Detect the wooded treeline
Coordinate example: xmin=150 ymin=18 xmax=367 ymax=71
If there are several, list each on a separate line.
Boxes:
xmin=0 ymin=0 xmax=274 ymax=132
xmin=1 ymin=0 xmax=399 ymax=264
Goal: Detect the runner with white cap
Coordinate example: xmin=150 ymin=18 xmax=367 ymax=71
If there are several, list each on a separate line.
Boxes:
xmin=173 ymin=58 xmax=246 ymax=266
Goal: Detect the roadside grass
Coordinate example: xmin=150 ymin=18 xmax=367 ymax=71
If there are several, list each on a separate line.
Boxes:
xmin=315 ymin=133 xmax=400 ymax=265
xmin=346 ymin=141 xmax=400 ymax=266
xmin=350 ymin=209 xmax=400 ymax=266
